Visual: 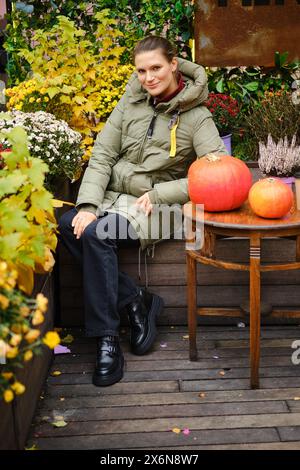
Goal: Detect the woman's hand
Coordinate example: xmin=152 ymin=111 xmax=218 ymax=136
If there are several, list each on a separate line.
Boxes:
xmin=71 ymin=211 xmax=97 ymax=239
xmin=135 ymin=193 xmax=153 ymax=216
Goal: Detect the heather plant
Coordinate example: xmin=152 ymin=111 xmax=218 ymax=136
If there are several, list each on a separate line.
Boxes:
xmin=258 ymin=134 xmax=300 ymax=177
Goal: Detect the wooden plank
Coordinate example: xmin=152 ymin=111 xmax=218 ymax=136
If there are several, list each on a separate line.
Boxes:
xmin=58 ymin=326 xmax=300 ymax=342
xmin=58 ymin=337 xmax=297 ymax=355
xmin=278 ymin=427 xmax=300 ymax=442
xmin=52 ymin=348 xmax=294 ymax=365
xmin=181 ymin=377 xmax=300 ymax=392
xmin=46 ymin=366 xmax=300 ymax=386
xmin=59 ymin=285 xmax=300 ymax=309
xmin=141 ymin=442 xmax=300 ymax=450
xmin=50 ymin=356 xmax=295 ymax=375
xmin=31 ymin=413 xmax=300 ymax=437
xmin=29 ymin=427 xmax=279 ymax=450
xmin=286 ymin=401 xmax=300 ymax=412
xmin=59 ymin=306 xmax=300 ymax=327
xmin=58 ymin=263 xmax=300 ymax=287
xmin=60 ymin=238 xmax=299 ymax=265
xmin=45 ymin=381 xmax=179 ymax=398
xmin=34 ymin=400 xmax=288 ymax=423
xmin=38 ymin=388 xmax=300 ymax=410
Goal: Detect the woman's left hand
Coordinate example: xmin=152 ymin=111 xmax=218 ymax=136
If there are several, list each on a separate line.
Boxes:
xmin=135 ymin=192 xmax=153 ymax=216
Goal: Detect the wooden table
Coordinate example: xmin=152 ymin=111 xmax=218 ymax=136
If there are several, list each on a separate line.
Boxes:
xmin=184 ymin=200 xmax=300 ymax=389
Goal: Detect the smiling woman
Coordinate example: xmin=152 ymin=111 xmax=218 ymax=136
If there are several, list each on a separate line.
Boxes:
xmin=134 ymin=37 xmax=179 ymax=100
xmin=58 ymin=34 xmax=227 ymax=389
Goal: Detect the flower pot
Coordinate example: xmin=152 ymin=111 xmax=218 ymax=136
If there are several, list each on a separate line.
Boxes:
xmin=277 ymin=176 xmax=295 ymax=190
xmin=221 ymin=133 xmax=232 ymax=155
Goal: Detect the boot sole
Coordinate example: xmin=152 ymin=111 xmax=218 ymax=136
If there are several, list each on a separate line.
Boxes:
xmin=132 ymin=294 xmax=164 ymax=356
xmin=92 ymin=354 xmax=124 ymax=387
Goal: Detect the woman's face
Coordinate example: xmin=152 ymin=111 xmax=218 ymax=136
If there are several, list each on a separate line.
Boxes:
xmin=135 ymin=49 xmax=178 ymax=99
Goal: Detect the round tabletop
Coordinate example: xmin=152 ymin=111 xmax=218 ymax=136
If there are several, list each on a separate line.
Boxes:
xmin=183 ymin=200 xmax=300 ymax=231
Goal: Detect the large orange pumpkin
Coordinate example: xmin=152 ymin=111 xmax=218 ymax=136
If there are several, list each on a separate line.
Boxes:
xmin=248 ymin=177 xmax=293 ymax=219
xmin=188 ymin=153 xmax=252 ymax=211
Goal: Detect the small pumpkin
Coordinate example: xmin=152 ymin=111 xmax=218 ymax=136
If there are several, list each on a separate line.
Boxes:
xmin=188 ymin=153 xmax=252 ymax=211
xmin=248 ymin=177 xmax=293 ymax=219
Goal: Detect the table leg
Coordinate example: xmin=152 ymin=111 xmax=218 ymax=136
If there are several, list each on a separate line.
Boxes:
xmin=186 ymin=253 xmax=198 ymax=361
xmin=249 ymin=235 xmax=261 ymax=389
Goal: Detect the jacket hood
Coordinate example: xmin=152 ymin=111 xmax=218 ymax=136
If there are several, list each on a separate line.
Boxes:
xmin=126 ymin=57 xmax=208 ymax=113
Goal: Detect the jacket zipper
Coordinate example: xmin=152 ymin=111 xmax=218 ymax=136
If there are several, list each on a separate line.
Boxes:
xmin=147 ymin=111 xmax=158 ymax=138
xmin=137 ymin=111 xmax=158 ymax=164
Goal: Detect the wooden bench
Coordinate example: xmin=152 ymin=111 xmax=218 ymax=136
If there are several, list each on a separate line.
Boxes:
xmin=57 ymin=236 xmax=300 ymax=327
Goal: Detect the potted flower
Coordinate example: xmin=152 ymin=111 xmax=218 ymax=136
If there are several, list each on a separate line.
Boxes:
xmin=0 ymin=126 xmax=60 ymax=449
xmin=0 ymin=110 xmax=83 ymax=193
xmin=246 ymin=90 xmax=300 ymax=185
xmin=205 ymin=92 xmax=240 ymax=154
xmin=258 ymin=134 xmax=300 ymax=187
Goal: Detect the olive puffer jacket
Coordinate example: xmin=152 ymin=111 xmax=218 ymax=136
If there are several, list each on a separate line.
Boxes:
xmin=76 ymin=58 xmax=227 ymax=249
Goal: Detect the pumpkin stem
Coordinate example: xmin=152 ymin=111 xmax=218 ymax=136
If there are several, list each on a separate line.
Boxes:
xmin=205 ymin=153 xmax=221 ymax=162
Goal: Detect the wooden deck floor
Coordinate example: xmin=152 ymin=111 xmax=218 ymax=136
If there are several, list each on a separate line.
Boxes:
xmin=28 ymin=325 xmax=300 ymax=450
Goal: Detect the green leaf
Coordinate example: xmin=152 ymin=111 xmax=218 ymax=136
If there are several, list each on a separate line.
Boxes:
xmin=47 ymin=87 xmax=61 ymax=99
xmin=16 ymin=252 xmax=35 ymax=268
xmin=0 ymin=174 xmax=27 ymax=199
xmin=0 ymin=233 xmax=21 ymax=259
xmin=0 ymin=206 xmax=29 ymax=233
xmin=22 ymin=158 xmax=48 ymax=188
xmin=31 ymin=190 xmax=53 ymax=212
xmin=244 ymin=82 xmax=259 ymax=92
xmin=216 ymin=78 xmax=224 ymax=93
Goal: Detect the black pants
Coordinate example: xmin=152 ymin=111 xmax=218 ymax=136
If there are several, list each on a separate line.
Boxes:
xmin=58 ymin=208 xmax=140 ymax=337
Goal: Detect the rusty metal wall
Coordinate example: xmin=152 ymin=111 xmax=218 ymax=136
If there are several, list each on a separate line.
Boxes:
xmin=195 ymin=0 xmax=300 ymax=66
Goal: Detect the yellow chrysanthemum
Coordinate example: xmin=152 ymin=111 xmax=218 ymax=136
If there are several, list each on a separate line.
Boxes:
xmin=25 ymin=329 xmax=41 ymax=344
xmin=20 ymin=306 xmax=30 ymax=317
xmin=23 ymin=350 xmax=33 ymax=362
xmin=42 ymin=331 xmax=60 ymax=349
xmin=11 ymin=324 xmax=22 ymax=334
xmin=32 ymin=309 xmax=45 ymax=326
xmin=22 ymin=324 xmax=30 ymax=334
xmin=1 ymin=371 xmax=13 ymax=380
xmin=11 ymin=381 xmax=25 ymax=395
xmin=36 ymin=293 xmax=48 ymax=313
xmin=9 ymin=334 xmax=22 ymax=347
xmin=6 ymin=347 xmax=19 ymax=359
xmin=3 ymin=389 xmax=14 ymax=403
xmin=0 ymin=294 xmax=9 ymax=310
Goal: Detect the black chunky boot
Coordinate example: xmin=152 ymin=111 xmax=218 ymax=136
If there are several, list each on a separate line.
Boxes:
xmin=127 ymin=289 xmax=164 ymax=355
xmin=92 ymin=335 xmax=124 ymax=386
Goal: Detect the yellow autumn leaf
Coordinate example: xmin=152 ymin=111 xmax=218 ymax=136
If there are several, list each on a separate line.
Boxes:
xmin=25 ymin=444 xmax=38 ymax=451
xmin=51 ymin=371 xmax=62 ymax=377
xmin=52 ymin=420 xmax=68 ymax=428
xmin=16 ymin=264 xmax=34 ymax=295
xmin=61 ymin=334 xmax=74 ymax=344
xmin=172 ymin=428 xmax=181 ymax=434
xmin=51 ymin=199 xmax=75 ymax=208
